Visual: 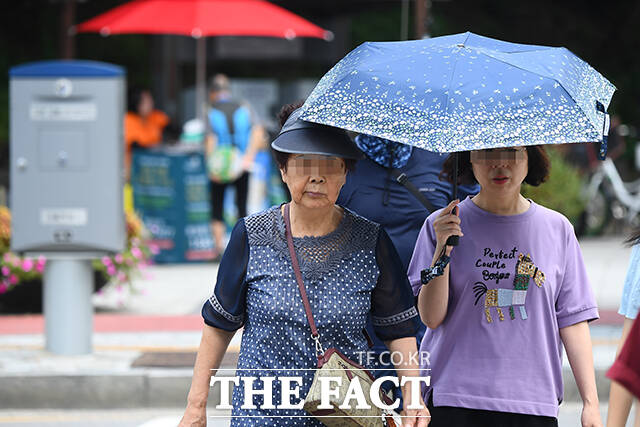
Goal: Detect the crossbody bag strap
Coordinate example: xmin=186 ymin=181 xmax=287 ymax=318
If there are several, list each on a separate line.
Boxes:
xmin=389 ymin=168 xmax=436 ymax=213
xmin=283 ymin=204 xmax=322 ymax=343
xmin=284 ymin=204 xmax=373 ymax=357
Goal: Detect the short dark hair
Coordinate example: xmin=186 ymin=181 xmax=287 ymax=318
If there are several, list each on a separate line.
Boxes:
xmin=271 ymin=102 xmax=356 ymax=173
xmin=127 ymin=86 xmax=148 ymax=113
xmin=440 ymin=145 xmax=550 ymax=186
xmin=209 ymin=74 xmax=230 ymax=93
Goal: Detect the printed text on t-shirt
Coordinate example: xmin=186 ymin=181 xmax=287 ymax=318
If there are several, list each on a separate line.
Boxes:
xmin=475 ymin=247 xmax=518 ymax=284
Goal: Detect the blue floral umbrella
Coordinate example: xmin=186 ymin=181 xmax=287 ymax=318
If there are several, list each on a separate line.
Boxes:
xmin=300 ymin=32 xmax=616 ymax=158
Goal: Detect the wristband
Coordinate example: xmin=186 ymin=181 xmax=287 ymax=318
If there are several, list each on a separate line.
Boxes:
xmin=420 ymin=254 xmax=450 ymax=285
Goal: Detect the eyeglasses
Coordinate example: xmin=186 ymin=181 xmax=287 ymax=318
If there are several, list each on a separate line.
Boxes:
xmin=470 ymin=147 xmax=527 ymax=164
xmin=287 ymin=155 xmax=345 ymax=176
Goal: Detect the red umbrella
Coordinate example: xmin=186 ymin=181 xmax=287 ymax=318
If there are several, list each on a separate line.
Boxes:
xmin=76 ymin=0 xmax=332 ymax=118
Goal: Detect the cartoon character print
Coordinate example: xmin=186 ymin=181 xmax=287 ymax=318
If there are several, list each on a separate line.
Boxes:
xmin=473 ymin=253 xmax=546 ymax=323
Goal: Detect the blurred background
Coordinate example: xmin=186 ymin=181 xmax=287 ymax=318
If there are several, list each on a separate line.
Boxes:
xmin=2 ymin=0 xmax=640 ymax=235
xmin=1 ymin=1 xmax=639 ymax=426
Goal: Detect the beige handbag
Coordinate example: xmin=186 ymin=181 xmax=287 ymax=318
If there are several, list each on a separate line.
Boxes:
xmin=284 ymin=204 xmax=402 ymax=427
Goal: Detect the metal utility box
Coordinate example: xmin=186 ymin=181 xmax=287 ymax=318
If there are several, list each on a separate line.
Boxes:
xmin=9 ymin=60 xmax=125 ymax=255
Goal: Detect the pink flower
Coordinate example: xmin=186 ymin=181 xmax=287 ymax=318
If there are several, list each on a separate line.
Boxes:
xmin=35 ymin=263 xmax=45 ymax=273
xmin=0 ymin=282 xmax=7 ymax=294
xmin=11 ymin=257 xmax=19 ymax=267
xmin=3 ymin=253 xmax=12 ymax=263
xmin=21 ymin=258 xmax=33 ymax=272
xmin=38 ymin=255 xmax=46 ymax=263
xmin=125 ymin=258 xmax=134 ymax=266
xmin=149 ymin=244 xmax=160 ymax=255
xmin=9 ymin=275 xmax=18 ymax=285
xmin=1 ymin=266 xmax=9 ymax=276
xmin=131 ymin=247 xmax=142 ymax=259
xmin=116 ymin=285 xmax=123 ymax=293
xmin=102 ymin=256 xmax=112 ymax=267
xmin=117 ymin=272 xmax=127 ymax=283
xmin=107 ymin=266 xmax=117 ymax=276
xmin=114 ymin=254 xmax=124 ymax=264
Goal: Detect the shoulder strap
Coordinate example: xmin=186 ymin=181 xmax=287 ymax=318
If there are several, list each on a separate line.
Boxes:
xmin=389 ymin=168 xmax=436 ymax=213
xmin=283 ymin=203 xmax=319 ymax=338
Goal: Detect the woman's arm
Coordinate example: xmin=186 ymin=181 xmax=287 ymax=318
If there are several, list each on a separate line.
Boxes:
xmin=416 ymin=200 xmax=461 ymax=329
xmin=417 ymin=247 xmax=451 ymax=329
xmin=560 ymin=321 xmax=602 ymax=427
xmin=179 ymin=325 xmax=236 ymax=427
xmin=241 ymin=125 xmax=267 ymax=171
xmin=607 ymin=316 xmax=635 ymax=427
xmin=385 ymin=337 xmax=430 ymax=427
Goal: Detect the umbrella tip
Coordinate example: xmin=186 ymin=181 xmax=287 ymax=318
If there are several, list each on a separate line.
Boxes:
xmin=324 ymin=31 xmax=334 ymax=42
xmin=191 ymin=28 xmax=202 ymax=39
xmin=99 ymin=27 xmax=110 ymax=37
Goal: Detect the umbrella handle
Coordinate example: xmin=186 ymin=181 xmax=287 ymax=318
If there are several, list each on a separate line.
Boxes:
xmin=446 ymin=235 xmax=459 ymax=246
xmin=447 ymin=152 xmax=460 ymax=247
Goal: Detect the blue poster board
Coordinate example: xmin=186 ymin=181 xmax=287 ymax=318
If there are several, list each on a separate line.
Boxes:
xmin=131 ymin=146 xmax=214 ymax=263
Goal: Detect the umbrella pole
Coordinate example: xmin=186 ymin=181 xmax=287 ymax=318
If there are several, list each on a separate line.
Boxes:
xmin=196 ymin=37 xmax=206 ymax=122
xmin=452 ymin=151 xmax=458 ymax=201
xmin=446 ymin=152 xmax=460 ymax=246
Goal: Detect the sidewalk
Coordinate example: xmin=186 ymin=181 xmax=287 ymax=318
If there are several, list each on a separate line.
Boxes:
xmin=0 ymin=236 xmax=633 ymax=410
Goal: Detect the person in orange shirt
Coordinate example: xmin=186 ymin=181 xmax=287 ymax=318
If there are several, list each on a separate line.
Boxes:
xmin=124 ymin=87 xmax=169 ymax=179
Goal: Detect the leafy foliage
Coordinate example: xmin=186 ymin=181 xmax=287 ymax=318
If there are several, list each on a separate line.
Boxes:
xmin=522 ymin=148 xmax=586 ymax=225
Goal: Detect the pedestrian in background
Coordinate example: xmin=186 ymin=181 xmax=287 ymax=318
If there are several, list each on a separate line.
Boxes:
xmin=607 ymin=314 xmax=640 ymax=426
xmin=124 ymin=87 xmax=170 ymax=212
xmin=180 ymin=104 xmax=429 ymax=426
xmin=124 ymin=87 xmax=169 ymax=177
xmin=206 ymin=74 xmax=263 ymax=260
xmin=606 ymin=229 xmax=640 ymax=427
xmin=410 ymin=146 xmax=602 ymax=426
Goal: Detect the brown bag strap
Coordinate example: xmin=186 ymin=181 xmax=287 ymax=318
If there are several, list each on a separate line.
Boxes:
xmin=284 ymin=203 xmax=319 ymax=338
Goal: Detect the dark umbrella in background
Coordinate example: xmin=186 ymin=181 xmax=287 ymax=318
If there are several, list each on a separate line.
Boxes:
xmin=301 ymin=31 xmax=616 ymax=244
xmin=76 ymin=0 xmax=332 ymax=120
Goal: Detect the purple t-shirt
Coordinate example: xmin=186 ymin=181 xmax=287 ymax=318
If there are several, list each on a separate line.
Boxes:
xmin=408 ymin=196 xmax=598 ymax=417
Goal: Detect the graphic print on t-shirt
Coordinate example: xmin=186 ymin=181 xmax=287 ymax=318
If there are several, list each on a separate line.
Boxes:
xmin=473 ymin=250 xmax=546 ymax=323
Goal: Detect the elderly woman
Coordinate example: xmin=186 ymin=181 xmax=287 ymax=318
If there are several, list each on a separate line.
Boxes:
xmin=180 ymin=104 xmax=430 ymax=427
xmin=408 ymin=146 xmax=602 ymax=427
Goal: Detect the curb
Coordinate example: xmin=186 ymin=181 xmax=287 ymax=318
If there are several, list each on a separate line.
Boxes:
xmin=0 ymin=371 xmax=234 ymax=410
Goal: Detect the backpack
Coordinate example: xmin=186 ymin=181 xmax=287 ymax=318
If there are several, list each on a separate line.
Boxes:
xmin=207 ymin=101 xmax=252 ymax=182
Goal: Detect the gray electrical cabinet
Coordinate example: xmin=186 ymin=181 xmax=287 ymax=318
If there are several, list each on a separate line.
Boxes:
xmin=9 ymin=60 xmax=126 ymax=255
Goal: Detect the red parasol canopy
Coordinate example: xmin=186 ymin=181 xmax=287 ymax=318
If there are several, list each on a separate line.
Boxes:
xmin=76 ymin=0 xmax=332 ymax=40
xmin=76 ymin=0 xmax=332 ymax=119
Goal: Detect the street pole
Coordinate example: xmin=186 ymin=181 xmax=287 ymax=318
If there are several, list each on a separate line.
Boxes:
xmin=59 ymin=0 xmax=76 ymax=59
xmin=195 ymin=36 xmax=207 ymax=122
xmin=401 ymin=0 xmax=409 ymax=41
xmin=414 ymin=0 xmax=430 ymax=39
xmin=44 ymin=257 xmax=94 ymax=355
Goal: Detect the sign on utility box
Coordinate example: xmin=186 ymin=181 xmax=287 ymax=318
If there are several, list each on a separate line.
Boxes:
xmin=10 ymin=60 xmax=125 ymax=255
xmin=9 ymin=60 xmax=126 ymax=355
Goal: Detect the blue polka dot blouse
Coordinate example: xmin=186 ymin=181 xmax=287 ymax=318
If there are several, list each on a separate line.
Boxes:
xmin=202 ymin=205 xmax=419 ymax=425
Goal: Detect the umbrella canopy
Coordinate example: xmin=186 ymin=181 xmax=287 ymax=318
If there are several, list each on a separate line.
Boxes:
xmin=76 ymin=0 xmax=331 ymax=119
xmin=76 ymin=0 xmax=331 ymax=39
xmin=300 ymin=32 xmax=616 ymax=156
